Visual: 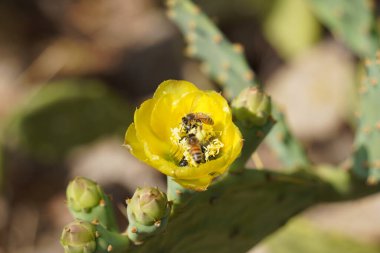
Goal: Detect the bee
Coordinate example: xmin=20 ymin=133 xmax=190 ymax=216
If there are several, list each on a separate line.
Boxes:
xmin=182 ymin=113 xmax=214 ymax=132
xmin=187 ymin=134 xmax=204 ymax=164
xmin=178 ymin=157 xmax=188 ymax=167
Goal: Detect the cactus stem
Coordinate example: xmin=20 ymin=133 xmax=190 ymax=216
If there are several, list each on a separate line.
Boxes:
xmin=131 ymin=227 xmax=137 ymax=233
xmin=107 ymin=245 xmax=113 ymax=252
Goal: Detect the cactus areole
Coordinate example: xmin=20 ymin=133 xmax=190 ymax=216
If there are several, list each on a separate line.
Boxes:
xmin=125 ymin=80 xmax=242 ymax=191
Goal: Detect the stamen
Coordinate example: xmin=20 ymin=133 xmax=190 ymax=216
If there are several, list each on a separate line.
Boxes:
xmin=170 ymin=113 xmax=223 ymax=167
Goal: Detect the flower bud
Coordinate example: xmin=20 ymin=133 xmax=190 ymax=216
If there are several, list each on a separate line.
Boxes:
xmin=60 ymin=220 xmax=97 ymax=253
xmin=232 ymin=87 xmax=272 ymax=126
xmin=128 ymin=187 xmax=168 ymax=226
xmin=67 ymin=177 xmax=101 ymax=212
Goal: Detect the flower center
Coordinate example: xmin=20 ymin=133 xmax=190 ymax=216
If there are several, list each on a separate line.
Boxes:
xmin=170 ymin=113 xmax=224 ymax=167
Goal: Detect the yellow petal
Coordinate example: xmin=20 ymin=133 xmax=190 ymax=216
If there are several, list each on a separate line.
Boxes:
xmin=134 ymin=99 xmax=170 ymax=155
xmin=188 ymin=91 xmax=230 ymax=128
xmin=150 ymin=94 xmax=182 ymax=142
xmin=125 ymin=79 xmax=243 ymax=191
xmin=153 ymin=80 xmax=198 ymax=99
xmin=124 ymin=123 xmax=146 ymax=160
xmin=174 ymin=176 xmax=213 ymax=191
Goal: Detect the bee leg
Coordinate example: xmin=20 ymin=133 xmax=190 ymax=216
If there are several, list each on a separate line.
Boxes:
xmin=179 ymin=157 xmax=188 ymax=167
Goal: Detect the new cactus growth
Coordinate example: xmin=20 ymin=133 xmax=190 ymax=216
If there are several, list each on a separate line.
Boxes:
xmin=231 ymin=87 xmax=272 ymax=127
xmin=126 ymin=187 xmax=171 ymax=244
xmin=61 ymin=220 xmax=130 ymax=253
xmin=67 ymin=177 xmax=102 ymax=212
xmin=61 ymin=220 xmax=97 ymax=253
xmin=66 ymin=177 xmax=118 ymax=232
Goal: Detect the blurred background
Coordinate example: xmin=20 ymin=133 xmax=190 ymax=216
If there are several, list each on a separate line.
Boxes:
xmin=0 ymin=0 xmax=379 ymax=252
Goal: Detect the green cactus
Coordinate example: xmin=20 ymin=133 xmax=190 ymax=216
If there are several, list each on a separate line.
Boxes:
xmin=66 ymin=177 xmax=118 ymax=232
xmin=126 ymin=187 xmax=171 ymax=244
xmin=307 ymin=0 xmax=379 ymax=57
xmin=266 ymin=109 xmax=310 ymax=168
xmin=60 ymin=1 xmax=380 ymax=253
xmin=78 ymin=169 xmax=379 ymax=253
xmin=353 ymin=55 xmax=380 ymax=183
xmin=166 ymin=0 xmax=310 ymax=168
xmin=166 ymin=0 xmax=255 ymax=98
xmin=265 ymin=218 xmax=380 ymax=253
xmin=61 ymin=220 xmax=130 ymax=253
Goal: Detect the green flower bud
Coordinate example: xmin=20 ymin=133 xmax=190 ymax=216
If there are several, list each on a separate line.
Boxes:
xmin=128 ymin=187 xmax=168 ymax=226
xmin=60 ymin=220 xmax=97 ymax=253
xmin=232 ymin=87 xmax=272 ymax=126
xmin=67 ymin=177 xmax=101 ymax=212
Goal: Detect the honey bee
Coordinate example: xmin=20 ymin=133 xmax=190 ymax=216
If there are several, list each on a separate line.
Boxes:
xmin=178 ymin=157 xmax=188 ymax=167
xmin=182 ymin=113 xmax=214 ymax=132
xmin=188 ymin=134 xmax=204 ymax=164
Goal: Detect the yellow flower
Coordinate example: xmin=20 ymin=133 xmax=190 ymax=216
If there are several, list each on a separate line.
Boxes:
xmin=125 ymin=80 xmax=242 ymax=191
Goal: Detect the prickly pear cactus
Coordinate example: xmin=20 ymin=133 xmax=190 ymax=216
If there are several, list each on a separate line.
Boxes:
xmin=307 ymin=0 xmax=378 ymax=57
xmin=353 ymin=55 xmax=380 ymax=183
xmin=166 ymin=0 xmax=309 ymax=168
xmin=60 ymin=1 xmax=380 ymax=253
xmin=166 ymin=0 xmax=256 ymax=98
